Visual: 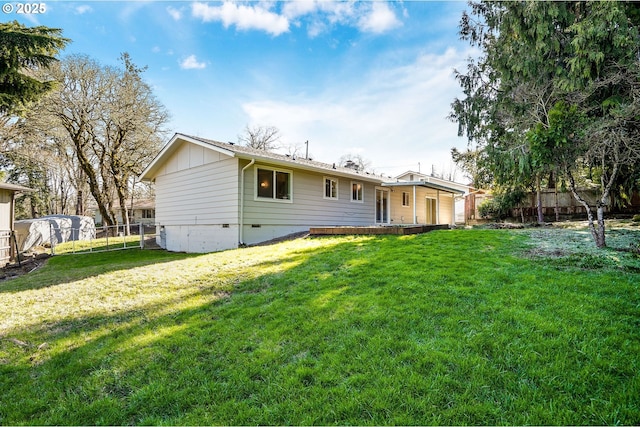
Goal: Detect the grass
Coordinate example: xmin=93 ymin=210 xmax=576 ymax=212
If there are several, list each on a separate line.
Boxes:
xmin=1 ymin=227 xmax=639 ymax=425
xmin=53 ymin=234 xmax=143 ymax=254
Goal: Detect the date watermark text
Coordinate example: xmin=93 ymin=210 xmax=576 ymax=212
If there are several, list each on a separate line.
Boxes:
xmin=3 ymin=3 xmax=47 ymax=14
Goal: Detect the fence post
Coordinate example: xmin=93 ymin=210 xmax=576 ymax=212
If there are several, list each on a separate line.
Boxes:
xmin=139 ymin=223 xmax=144 ymax=249
xmin=11 ymin=231 xmax=21 ymax=267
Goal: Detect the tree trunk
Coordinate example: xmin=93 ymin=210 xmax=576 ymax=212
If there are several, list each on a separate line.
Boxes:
xmin=567 ymin=170 xmax=606 ymax=248
xmin=75 ymin=189 xmax=83 ymax=216
xmin=595 ymin=204 xmax=606 ymax=248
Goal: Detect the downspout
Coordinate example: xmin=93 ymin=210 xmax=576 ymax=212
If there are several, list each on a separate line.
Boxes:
xmin=239 ymin=158 xmax=255 ymax=246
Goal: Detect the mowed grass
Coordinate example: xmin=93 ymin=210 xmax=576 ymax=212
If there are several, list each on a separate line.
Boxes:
xmin=1 ymin=228 xmax=639 ymax=425
xmin=53 ymin=234 xmax=142 ymax=254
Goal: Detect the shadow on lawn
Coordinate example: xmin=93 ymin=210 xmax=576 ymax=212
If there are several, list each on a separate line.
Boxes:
xmin=3 ymin=232 xmax=638 ymax=424
xmin=0 ymin=248 xmax=201 ymax=294
xmin=0 ymin=236 xmax=418 ymax=424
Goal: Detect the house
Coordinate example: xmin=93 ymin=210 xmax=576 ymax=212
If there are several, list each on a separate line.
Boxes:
xmin=393 ymin=170 xmax=470 ymax=224
xmin=0 ymin=182 xmax=33 ymax=264
xmin=94 ymin=199 xmax=155 ymax=226
xmin=140 ymin=133 xmax=463 ymax=253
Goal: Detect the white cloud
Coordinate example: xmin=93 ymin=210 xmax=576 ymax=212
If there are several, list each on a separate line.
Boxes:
xmin=190 ymin=1 xmax=404 ymax=38
xmin=167 ymin=6 xmax=182 ymax=21
xmin=191 ymin=1 xmax=289 ymax=36
xmin=241 ymin=47 xmax=472 ymax=177
xmin=357 ymin=2 xmax=402 ymax=34
xmin=180 ymin=54 xmax=207 ymax=70
xmin=75 ymin=5 xmax=92 ymax=15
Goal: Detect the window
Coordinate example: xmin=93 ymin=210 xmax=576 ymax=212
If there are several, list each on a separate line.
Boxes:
xmin=324 ymin=177 xmax=338 ymax=199
xmin=402 ymin=192 xmax=410 ymax=207
xmin=351 ymin=182 xmax=363 ymax=202
xmin=256 ymin=167 xmax=292 ymax=201
xmin=142 ymin=209 xmax=154 ymax=219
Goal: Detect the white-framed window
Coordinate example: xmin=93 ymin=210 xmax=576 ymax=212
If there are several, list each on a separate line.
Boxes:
xmin=324 ymin=176 xmax=339 ymax=199
xmin=256 ymin=166 xmax=292 ymax=202
xmin=402 ymin=192 xmax=410 ymax=207
xmin=351 ymin=181 xmax=363 ymax=202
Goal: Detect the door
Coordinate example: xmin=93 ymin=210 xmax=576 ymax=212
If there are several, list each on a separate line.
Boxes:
xmin=376 ymin=189 xmax=389 ymax=224
xmin=425 ymin=198 xmax=437 ymax=224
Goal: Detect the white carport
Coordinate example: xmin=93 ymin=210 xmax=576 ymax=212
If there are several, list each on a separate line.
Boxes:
xmin=14 ymin=215 xmax=96 ymax=252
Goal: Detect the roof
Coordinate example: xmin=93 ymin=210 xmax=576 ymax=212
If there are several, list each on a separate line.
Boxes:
xmin=0 ymin=182 xmax=33 ymax=192
xmin=112 ymin=199 xmax=155 ymax=210
xmin=140 ymin=133 xmax=386 ymax=183
xmin=395 ymin=170 xmax=471 ymax=193
xmin=382 ymin=181 xmax=465 ymax=194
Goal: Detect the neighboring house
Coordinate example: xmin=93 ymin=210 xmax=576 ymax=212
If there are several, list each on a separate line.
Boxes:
xmin=0 ymin=182 xmax=33 ymax=264
xmin=140 ymin=133 xmax=463 ymax=253
xmin=94 ymin=199 xmax=155 ymax=226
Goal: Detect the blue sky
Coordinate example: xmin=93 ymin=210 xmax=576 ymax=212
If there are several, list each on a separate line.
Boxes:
xmin=10 ymin=1 xmax=474 ymax=179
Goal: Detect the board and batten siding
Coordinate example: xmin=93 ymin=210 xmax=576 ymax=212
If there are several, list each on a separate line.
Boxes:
xmin=153 ymin=141 xmax=240 ymax=252
xmin=241 ymin=161 xmax=377 ymax=244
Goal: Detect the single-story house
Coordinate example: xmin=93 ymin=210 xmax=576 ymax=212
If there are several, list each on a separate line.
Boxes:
xmin=392 ymin=170 xmax=470 ymax=225
xmin=94 ymin=199 xmax=155 ymax=226
xmin=0 ymin=182 xmax=33 ymax=264
xmin=140 ymin=133 xmax=463 ymax=253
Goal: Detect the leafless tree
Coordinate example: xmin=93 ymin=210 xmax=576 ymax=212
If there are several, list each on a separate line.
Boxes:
xmin=339 ymin=154 xmax=371 ymax=172
xmin=238 ymin=125 xmax=281 ymax=150
xmin=28 ymin=53 xmax=169 ymax=231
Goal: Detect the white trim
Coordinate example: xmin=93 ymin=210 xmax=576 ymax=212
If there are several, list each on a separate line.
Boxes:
xmin=350 ymin=181 xmax=364 ymax=203
xmin=254 ymin=165 xmax=293 ymax=203
xmin=375 ymin=187 xmax=390 ymax=225
xmin=401 ymin=191 xmax=410 ymax=207
xmin=140 ymin=133 xmax=235 ymax=181
xmin=323 ymin=176 xmax=339 ymax=200
xmin=239 ymin=158 xmax=255 ymax=245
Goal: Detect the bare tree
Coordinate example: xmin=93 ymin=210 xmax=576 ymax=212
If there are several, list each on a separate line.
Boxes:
xmin=238 ymin=125 xmax=281 ymax=150
xmin=29 ymin=53 xmax=169 ymax=230
xmin=339 ymin=154 xmax=371 ymax=172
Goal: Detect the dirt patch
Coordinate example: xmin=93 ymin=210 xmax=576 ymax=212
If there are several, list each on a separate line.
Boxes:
xmin=0 ymin=254 xmax=50 ymax=282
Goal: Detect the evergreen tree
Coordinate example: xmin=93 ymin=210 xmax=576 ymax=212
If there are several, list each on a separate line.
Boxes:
xmin=0 ymin=21 xmax=69 ymax=114
xmin=450 ymin=1 xmax=640 ymax=247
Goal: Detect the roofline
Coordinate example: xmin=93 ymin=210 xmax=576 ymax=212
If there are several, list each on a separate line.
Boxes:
xmin=140 ymin=133 xmax=385 ymax=183
xmin=0 ymin=182 xmax=34 ymax=192
xmin=232 ymin=152 xmax=384 ymax=183
xmin=381 ymin=181 xmax=465 ymax=194
xmin=139 ymin=133 xmax=237 ymax=181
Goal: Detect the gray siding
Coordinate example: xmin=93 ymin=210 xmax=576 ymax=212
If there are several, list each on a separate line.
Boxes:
xmin=154 ymin=141 xmax=239 ymax=226
xmin=242 ymin=161 xmax=376 ymax=228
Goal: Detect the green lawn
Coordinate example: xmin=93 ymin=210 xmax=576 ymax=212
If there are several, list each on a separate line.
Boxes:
xmin=1 ymin=228 xmax=639 ymax=425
